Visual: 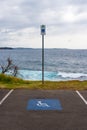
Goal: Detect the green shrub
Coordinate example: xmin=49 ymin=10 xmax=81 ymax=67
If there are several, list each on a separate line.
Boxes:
xmin=0 ymin=74 xmax=24 ymax=84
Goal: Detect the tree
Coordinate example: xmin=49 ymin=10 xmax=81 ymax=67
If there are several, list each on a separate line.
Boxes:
xmin=13 ymin=66 xmax=18 ymax=77
xmin=0 ymin=58 xmax=18 ymax=77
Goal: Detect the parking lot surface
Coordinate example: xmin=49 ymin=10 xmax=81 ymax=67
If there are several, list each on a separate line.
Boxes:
xmin=0 ymin=89 xmax=87 ymax=130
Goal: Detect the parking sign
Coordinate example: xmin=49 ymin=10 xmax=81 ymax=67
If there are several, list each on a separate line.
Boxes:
xmin=41 ymin=25 xmax=46 ymax=35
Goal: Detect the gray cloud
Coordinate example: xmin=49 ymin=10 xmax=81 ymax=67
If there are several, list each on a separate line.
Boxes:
xmin=0 ymin=0 xmax=87 ymax=48
xmin=0 ymin=0 xmax=87 ymax=29
xmin=70 ymin=0 xmax=87 ymax=5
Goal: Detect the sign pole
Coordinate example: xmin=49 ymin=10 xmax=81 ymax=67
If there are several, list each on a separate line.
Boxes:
xmin=40 ymin=25 xmax=46 ymax=85
xmin=42 ymin=34 xmax=44 ymax=84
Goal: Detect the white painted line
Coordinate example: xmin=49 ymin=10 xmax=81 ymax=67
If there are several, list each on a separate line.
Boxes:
xmin=76 ymin=90 xmax=87 ymax=105
xmin=0 ymin=89 xmax=14 ymax=105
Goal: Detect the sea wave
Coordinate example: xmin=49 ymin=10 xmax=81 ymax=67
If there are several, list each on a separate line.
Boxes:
xmin=0 ymin=69 xmax=87 ymax=81
xmin=17 ymin=70 xmax=87 ymax=81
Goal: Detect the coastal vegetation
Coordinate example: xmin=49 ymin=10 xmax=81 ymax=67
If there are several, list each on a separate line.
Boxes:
xmin=0 ymin=58 xmax=18 ymax=77
xmin=0 ymin=74 xmax=87 ymax=90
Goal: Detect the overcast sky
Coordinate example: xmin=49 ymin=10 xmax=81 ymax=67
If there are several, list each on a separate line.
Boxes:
xmin=0 ymin=0 xmax=87 ymax=49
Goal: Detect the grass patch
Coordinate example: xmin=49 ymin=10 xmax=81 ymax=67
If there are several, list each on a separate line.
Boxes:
xmin=0 ymin=74 xmax=87 ymax=90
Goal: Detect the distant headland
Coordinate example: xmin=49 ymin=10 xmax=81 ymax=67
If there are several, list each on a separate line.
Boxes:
xmin=0 ymin=47 xmax=13 ymax=50
xmin=0 ymin=47 xmax=33 ymax=50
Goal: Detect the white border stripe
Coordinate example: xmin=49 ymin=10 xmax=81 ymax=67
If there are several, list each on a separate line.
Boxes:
xmin=0 ymin=89 xmax=14 ymax=105
xmin=76 ymin=90 xmax=87 ymax=105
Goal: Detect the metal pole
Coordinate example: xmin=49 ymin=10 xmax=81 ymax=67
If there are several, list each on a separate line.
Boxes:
xmin=41 ymin=25 xmax=46 ymax=85
xmin=42 ymin=34 xmax=44 ymax=84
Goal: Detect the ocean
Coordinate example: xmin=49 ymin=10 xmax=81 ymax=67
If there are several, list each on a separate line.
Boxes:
xmin=0 ymin=48 xmax=87 ymax=81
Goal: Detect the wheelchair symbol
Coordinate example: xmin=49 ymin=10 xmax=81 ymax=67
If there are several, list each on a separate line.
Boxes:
xmin=37 ymin=101 xmax=50 ymax=107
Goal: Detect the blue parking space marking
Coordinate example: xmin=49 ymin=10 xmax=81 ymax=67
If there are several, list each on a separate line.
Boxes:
xmin=27 ymin=99 xmax=62 ymax=110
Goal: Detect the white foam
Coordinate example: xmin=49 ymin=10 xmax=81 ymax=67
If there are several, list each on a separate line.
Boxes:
xmin=58 ymin=72 xmax=87 ymax=78
xmin=18 ymin=70 xmax=87 ymax=81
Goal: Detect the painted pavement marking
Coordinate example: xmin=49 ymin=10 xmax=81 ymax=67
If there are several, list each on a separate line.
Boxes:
xmin=37 ymin=100 xmax=50 ymax=107
xmin=76 ymin=90 xmax=87 ymax=105
xmin=27 ymin=99 xmax=63 ymax=110
xmin=0 ymin=89 xmax=14 ymax=105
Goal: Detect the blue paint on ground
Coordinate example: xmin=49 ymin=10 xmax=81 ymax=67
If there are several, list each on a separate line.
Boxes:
xmin=27 ymin=99 xmax=62 ymax=110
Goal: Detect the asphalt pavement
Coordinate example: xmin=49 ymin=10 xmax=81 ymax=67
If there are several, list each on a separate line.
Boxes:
xmin=0 ymin=89 xmax=87 ymax=130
